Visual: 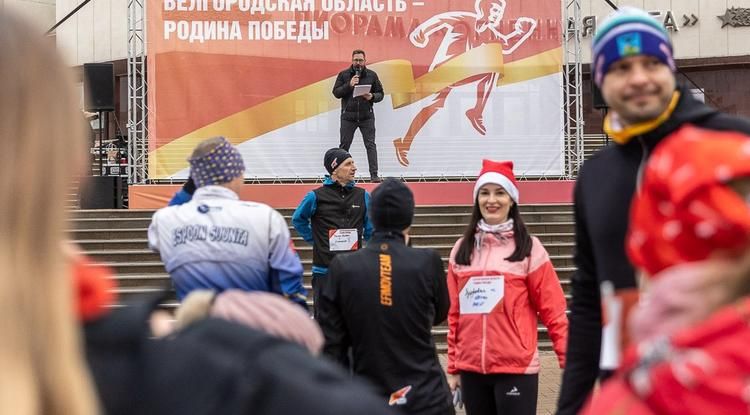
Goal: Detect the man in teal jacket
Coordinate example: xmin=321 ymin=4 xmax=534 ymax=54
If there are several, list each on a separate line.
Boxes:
xmin=292 ymin=148 xmax=373 ymax=318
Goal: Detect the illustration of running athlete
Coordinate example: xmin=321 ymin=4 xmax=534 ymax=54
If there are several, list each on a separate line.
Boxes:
xmin=393 ymin=0 xmax=537 ymax=166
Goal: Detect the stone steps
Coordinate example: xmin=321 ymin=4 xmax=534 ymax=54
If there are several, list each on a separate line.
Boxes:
xmin=82 ymin=242 xmax=575 ymax=262
xmin=69 ymin=221 xmax=575 ymax=235
xmin=72 ymin=204 xmax=572 ymax=218
xmin=75 ymin=232 xmax=575 ymax=250
xmin=111 ymin=267 xmax=577 ymax=290
xmin=68 ymin=213 xmax=574 ymax=228
xmin=73 ymin=203 xmax=575 ymax=352
xmin=92 ymin=253 xmax=576 ymax=273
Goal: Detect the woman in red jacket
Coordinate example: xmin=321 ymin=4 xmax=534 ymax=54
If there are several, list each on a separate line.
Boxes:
xmin=446 ymin=160 xmax=568 ymax=415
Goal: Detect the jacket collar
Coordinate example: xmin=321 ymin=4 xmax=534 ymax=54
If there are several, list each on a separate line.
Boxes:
xmin=323 ymin=175 xmax=355 ymax=189
xmin=604 ymin=91 xmax=681 ymax=145
xmin=474 ymin=231 xmax=513 ymax=247
xmin=368 ymin=231 xmax=406 ymax=245
xmin=611 ymin=84 xmax=721 ymax=153
xmin=192 ymin=185 xmax=239 ymax=201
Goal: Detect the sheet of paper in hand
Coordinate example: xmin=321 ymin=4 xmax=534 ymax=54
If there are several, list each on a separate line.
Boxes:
xmin=459 ymin=276 xmax=504 ymax=314
xmin=329 ymin=228 xmax=359 ymax=251
xmin=353 ymin=84 xmax=371 ymax=97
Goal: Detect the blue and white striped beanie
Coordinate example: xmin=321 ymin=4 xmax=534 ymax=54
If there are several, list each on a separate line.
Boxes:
xmin=592 ymin=7 xmax=675 ymax=87
xmin=188 ymin=137 xmax=245 ymax=188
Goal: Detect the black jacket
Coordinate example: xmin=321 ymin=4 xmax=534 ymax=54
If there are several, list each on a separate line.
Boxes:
xmin=311 ymin=180 xmax=368 ymax=269
xmin=84 ymin=297 xmax=395 ymax=415
xmin=556 ymin=87 xmax=750 ymax=415
xmin=332 ymin=65 xmax=384 ymax=122
xmin=319 ymin=232 xmax=453 ymax=415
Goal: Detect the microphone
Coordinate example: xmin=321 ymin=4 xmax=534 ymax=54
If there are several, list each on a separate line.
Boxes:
xmin=355 ymin=68 xmax=361 ymax=78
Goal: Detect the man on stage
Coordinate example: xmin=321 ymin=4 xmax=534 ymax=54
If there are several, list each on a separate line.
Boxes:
xmin=332 ymin=49 xmax=384 ymax=182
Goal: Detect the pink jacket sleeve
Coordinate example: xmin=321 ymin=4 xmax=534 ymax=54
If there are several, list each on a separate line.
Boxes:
xmin=527 ymin=238 xmax=569 ymax=368
xmin=446 ymin=242 xmax=462 ymax=374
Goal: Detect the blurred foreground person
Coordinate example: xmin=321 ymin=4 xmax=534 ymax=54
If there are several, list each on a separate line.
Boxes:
xmin=319 ymin=178 xmax=454 ymax=414
xmin=85 ymin=290 xmax=397 ymax=415
xmin=582 ymin=126 xmax=750 ymax=415
xmin=559 ymin=8 xmax=750 ymax=414
xmin=175 ymin=289 xmax=324 ymax=355
xmin=0 ymin=12 xmax=100 ymax=415
xmin=0 ymin=12 xmax=398 ymax=413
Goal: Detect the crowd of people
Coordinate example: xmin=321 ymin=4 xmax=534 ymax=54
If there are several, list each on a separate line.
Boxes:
xmin=4 ymin=4 xmax=750 ymax=415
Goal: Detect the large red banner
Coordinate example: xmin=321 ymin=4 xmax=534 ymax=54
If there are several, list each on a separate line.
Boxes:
xmin=147 ymin=0 xmax=564 ymax=179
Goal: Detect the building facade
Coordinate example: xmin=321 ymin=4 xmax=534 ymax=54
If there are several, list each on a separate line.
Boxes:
xmin=572 ymin=0 xmax=750 ymax=134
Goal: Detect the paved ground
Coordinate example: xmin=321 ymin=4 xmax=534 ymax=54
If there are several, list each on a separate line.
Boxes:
xmin=439 ymin=351 xmax=562 ymax=415
xmin=535 ymin=352 xmax=563 ymax=415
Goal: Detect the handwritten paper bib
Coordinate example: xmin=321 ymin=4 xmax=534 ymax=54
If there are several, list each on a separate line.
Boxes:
xmin=459 ymin=275 xmax=504 ymax=314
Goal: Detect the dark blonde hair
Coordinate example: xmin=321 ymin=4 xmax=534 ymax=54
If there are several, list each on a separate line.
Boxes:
xmin=190 ymin=136 xmax=226 ymax=159
xmin=0 ymin=12 xmax=98 ymax=414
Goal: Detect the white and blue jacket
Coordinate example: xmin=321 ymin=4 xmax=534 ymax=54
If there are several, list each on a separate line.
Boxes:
xmin=148 ymin=186 xmax=307 ymax=307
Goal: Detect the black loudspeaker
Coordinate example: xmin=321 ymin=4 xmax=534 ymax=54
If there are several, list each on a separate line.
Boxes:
xmin=84 ymin=63 xmax=115 ymax=112
xmin=80 ymin=176 xmax=124 ymax=209
xmin=592 ymin=78 xmax=608 ymax=109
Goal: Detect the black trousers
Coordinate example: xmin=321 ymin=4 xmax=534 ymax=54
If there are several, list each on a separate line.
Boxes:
xmin=312 ymin=272 xmax=354 ymax=373
xmin=339 ymin=117 xmax=378 ymax=177
xmin=311 ymin=272 xmax=327 ymax=320
xmin=460 ymin=372 xmax=538 ymax=415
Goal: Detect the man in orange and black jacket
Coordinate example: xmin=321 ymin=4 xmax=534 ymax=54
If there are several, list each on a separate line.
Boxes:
xmin=318 ymin=179 xmax=453 ymax=415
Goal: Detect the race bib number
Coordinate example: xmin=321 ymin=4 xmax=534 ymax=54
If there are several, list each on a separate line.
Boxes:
xmin=459 ymin=276 xmax=504 ymax=314
xmin=599 ymin=282 xmax=640 ymax=370
xmin=329 ymin=228 xmax=359 ymax=251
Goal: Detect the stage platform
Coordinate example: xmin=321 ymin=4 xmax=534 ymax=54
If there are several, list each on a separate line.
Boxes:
xmin=129 ymin=180 xmax=574 ymax=209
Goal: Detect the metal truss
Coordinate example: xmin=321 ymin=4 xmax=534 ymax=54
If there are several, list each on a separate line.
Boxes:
xmin=127 ymin=0 xmax=149 ymax=183
xmin=127 ymin=0 xmax=585 ymax=183
xmin=562 ymin=0 xmax=584 ymax=178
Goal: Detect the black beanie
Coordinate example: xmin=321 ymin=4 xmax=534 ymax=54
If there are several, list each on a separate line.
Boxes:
xmin=324 ymin=148 xmax=352 ymax=175
xmin=370 ymin=178 xmax=414 ymax=232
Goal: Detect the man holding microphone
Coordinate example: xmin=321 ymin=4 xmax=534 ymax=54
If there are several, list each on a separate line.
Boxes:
xmin=332 ymin=49 xmax=385 ymax=182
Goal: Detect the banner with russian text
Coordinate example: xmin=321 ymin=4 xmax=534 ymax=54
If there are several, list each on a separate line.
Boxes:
xmin=147 ymin=0 xmax=564 ymax=179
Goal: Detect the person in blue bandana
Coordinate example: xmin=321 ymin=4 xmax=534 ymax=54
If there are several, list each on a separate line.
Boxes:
xmin=148 ymin=137 xmax=307 ymax=308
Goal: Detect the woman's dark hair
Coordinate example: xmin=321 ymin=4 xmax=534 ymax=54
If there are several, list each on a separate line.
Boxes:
xmin=454 ymin=201 xmax=533 ymax=266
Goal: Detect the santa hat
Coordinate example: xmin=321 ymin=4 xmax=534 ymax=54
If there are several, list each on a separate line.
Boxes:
xmin=627 ymin=125 xmax=750 ymax=276
xmin=473 ymin=160 xmax=519 ymax=203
